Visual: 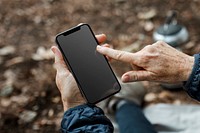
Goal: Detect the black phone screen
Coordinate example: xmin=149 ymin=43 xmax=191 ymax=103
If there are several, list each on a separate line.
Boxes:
xmin=55 ymin=24 xmax=120 ymax=104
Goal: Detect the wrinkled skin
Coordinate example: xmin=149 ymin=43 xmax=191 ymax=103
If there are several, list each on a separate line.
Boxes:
xmin=52 ymin=33 xmax=194 ymax=111
xmin=97 ymin=41 xmax=194 ymax=83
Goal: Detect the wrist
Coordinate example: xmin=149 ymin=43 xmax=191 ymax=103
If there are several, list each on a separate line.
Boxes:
xmin=62 ymin=100 xmax=85 ymax=111
xmin=182 ymin=56 xmax=194 ymax=81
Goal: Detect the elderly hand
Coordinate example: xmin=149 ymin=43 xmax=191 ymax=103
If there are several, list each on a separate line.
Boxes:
xmin=51 ymin=34 xmax=107 ymax=111
xmin=97 ymin=41 xmax=194 ymax=83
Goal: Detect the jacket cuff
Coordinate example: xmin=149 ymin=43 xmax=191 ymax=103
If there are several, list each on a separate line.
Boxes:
xmin=61 ymin=104 xmax=113 ymax=133
xmin=183 ymin=53 xmax=200 ymax=101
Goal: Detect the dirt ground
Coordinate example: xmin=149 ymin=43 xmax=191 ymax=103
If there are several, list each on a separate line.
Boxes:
xmin=1 ymin=0 xmax=200 ymax=132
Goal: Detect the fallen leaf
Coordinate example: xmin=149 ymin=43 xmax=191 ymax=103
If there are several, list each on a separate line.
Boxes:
xmin=0 ymin=46 xmax=16 ymax=56
xmin=51 ymin=96 xmax=60 ymax=103
xmin=48 ymin=109 xmax=54 ymax=117
xmin=144 ymin=93 xmax=157 ymax=102
xmin=137 ymin=8 xmax=157 ymax=20
xmin=5 ymin=56 xmax=24 ymax=66
xmin=0 ymin=85 xmax=13 ymax=97
xmin=11 ymin=95 xmax=30 ymax=106
xmin=19 ymin=110 xmax=37 ymax=123
xmin=158 ymin=91 xmax=172 ymax=99
xmin=32 ymin=46 xmax=54 ymax=61
xmin=33 ymin=15 xmax=42 ymax=24
xmin=1 ymin=98 xmax=12 ymax=107
xmin=4 ymin=69 xmax=17 ymax=85
xmin=184 ymin=41 xmax=195 ymax=49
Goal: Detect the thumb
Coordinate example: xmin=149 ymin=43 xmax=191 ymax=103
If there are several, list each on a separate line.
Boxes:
xmin=51 ymin=46 xmax=63 ymax=64
xmin=51 ymin=46 xmax=69 ymax=73
xmin=121 ymin=70 xmax=153 ymax=82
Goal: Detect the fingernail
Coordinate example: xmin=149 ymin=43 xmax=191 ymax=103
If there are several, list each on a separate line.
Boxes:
xmin=51 ymin=47 xmax=56 ymax=54
xmin=97 ymin=45 xmax=102 ymax=51
xmin=97 ymin=33 xmax=104 ymax=36
xmin=122 ymin=75 xmax=129 ymax=82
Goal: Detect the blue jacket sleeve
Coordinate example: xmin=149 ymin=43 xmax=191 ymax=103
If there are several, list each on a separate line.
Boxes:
xmin=183 ymin=53 xmax=200 ymax=101
xmin=61 ymin=104 xmax=114 ymax=133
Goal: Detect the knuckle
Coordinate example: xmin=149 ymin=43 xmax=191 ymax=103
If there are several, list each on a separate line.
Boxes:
xmin=143 ymin=45 xmax=155 ymax=53
xmin=143 ymin=45 xmax=160 ymax=58
xmin=148 ymin=74 xmax=157 ymax=81
xmin=154 ymin=40 xmax=166 ymax=46
xmin=139 ymin=50 xmax=159 ymax=65
xmin=140 ymin=54 xmax=149 ymax=64
xmin=143 ymin=45 xmax=151 ymax=50
xmin=134 ymin=74 xmax=139 ymax=81
xmin=56 ymin=71 xmax=67 ymax=78
xmin=130 ymin=73 xmax=139 ymax=81
xmin=116 ymin=51 xmax=125 ymax=60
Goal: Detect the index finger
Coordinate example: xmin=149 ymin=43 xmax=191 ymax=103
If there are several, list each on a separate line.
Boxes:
xmin=96 ymin=45 xmax=136 ymax=63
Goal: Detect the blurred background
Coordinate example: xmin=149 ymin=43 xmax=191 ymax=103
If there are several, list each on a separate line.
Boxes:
xmin=0 ymin=0 xmax=200 ymax=132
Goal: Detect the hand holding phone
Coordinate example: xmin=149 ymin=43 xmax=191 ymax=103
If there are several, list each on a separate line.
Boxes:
xmin=51 ymin=46 xmax=86 ymax=111
xmin=55 ymin=24 xmax=121 ymax=104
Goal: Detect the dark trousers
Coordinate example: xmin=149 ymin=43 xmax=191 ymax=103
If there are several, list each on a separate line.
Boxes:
xmin=116 ymin=102 xmax=157 ymax=133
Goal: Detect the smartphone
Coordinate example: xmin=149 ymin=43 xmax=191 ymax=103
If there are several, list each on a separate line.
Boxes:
xmin=55 ymin=24 xmax=121 ymax=104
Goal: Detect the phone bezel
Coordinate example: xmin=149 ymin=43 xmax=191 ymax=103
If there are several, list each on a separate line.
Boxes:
xmin=55 ymin=24 xmax=121 ymax=104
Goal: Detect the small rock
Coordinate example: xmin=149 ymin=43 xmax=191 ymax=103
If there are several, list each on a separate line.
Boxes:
xmin=158 ymin=91 xmax=171 ymax=99
xmin=144 ymin=21 xmax=154 ymax=31
xmin=0 ymin=85 xmax=13 ymax=97
xmin=32 ymin=124 xmax=40 ymax=130
xmin=144 ymin=93 xmax=157 ymax=102
xmin=1 ymin=98 xmax=11 ymax=107
xmin=138 ymin=34 xmax=146 ymax=41
xmin=33 ymin=105 xmax=39 ymax=111
xmin=19 ymin=110 xmax=37 ymax=123
xmin=11 ymin=95 xmax=30 ymax=106
xmin=0 ymin=46 xmax=16 ymax=56
xmin=4 ymin=69 xmax=16 ymax=85
xmin=184 ymin=41 xmax=195 ymax=49
xmin=137 ymin=9 xmax=157 ymax=20
xmin=51 ymin=96 xmax=60 ymax=103
xmin=40 ymin=91 xmax=46 ymax=97
xmin=40 ymin=118 xmax=54 ymax=125
xmin=173 ymin=99 xmax=181 ymax=105
xmin=48 ymin=109 xmax=54 ymax=117
xmin=33 ymin=16 xmax=42 ymax=24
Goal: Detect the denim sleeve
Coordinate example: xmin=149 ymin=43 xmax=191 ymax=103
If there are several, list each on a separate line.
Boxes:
xmin=183 ymin=53 xmax=200 ymax=101
xmin=61 ymin=104 xmax=114 ymax=133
